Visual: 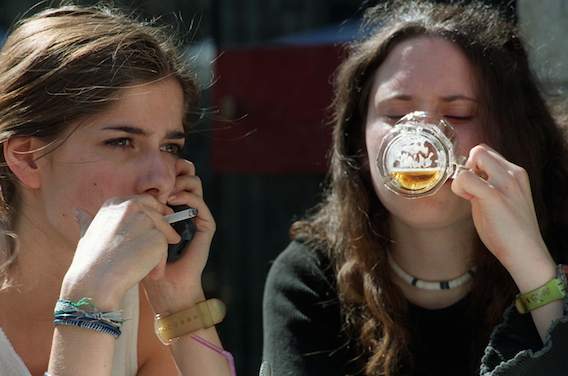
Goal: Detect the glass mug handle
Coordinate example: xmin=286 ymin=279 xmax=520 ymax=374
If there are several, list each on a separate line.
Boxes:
xmin=451 ymin=155 xmax=469 ymax=179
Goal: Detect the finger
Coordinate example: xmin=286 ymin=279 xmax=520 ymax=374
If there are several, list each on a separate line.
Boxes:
xmin=466 ymin=146 xmax=511 ymax=188
xmin=124 ymin=198 xmax=181 ymax=244
xmin=135 ymin=228 xmax=168 ymax=278
xmin=138 ymin=206 xmax=182 ymax=244
xmin=147 ymin=250 xmax=167 ymax=280
xmin=471 ymin=144 xmax=525 ymax=177
xmin=135 ymin=194 xmax=174 ymax=216
xmin=467 ymin=145 xmax=532 ymax=200
xmin=483 ymin=147 xmax=532 ymax=199
xmin=176 ymin=158 xmax=196 ymax=177
xmin=171 ymin=175 xmax=204 ymax=198
xmin=451 ymin=167 xmax=501 ymax=202
xmin=74 ymin=208 xmax=94 ymax=238
xmin=106 ymin=195 xmax=172 ymax=216
xmin=104 ymin=196 xmax=179 ymax=243
xmin=475 ymin=144 xmax=514 ymax=168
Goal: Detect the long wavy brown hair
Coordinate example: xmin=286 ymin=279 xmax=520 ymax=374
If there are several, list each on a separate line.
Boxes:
xmin=291 ymin=1 xmax=568 ymax=375
xmin=0 ymin=3 xmax=198 ymax=289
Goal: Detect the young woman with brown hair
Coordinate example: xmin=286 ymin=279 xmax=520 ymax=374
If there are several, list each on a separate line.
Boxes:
xmin=0 ymin=4 xmax=232 ymax=376
xmin=263 ymin=1 xmax=568 ymax=375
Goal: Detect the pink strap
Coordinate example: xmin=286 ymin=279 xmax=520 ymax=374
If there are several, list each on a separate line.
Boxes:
xmin=191 ymin=335 xmax=236 ymax=376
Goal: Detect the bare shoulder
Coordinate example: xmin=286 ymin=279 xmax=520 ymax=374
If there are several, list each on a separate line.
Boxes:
xmin=137 ymin=288 xmax=179 ymax=375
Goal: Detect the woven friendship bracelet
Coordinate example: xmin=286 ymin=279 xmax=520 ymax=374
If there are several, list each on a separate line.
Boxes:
xmin=55 ymin=298 xmax=124 ymax=324
xmin=53 ymin=297 xmax=125 ymax=339
xmin=53 ymin=317 xmax=122 ymax=338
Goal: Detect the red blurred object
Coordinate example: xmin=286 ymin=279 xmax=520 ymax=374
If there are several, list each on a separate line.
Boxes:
xmin=211 ymin=45 xmax=344 ymax=174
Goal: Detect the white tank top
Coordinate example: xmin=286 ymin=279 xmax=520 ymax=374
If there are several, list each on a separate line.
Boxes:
xmin=0 ymin=284 xmax=139 ymax=376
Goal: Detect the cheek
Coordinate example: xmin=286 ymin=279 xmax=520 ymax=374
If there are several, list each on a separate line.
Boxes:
xmin=366 ymin=122 xmax=400 ymax=207
xmin=455 ymin=124 xmax=483 ymax=157
xmin=60 ymin=165 xmax=135 ymax=214
xmin=365 ymin=122 xmax=391 ymax=172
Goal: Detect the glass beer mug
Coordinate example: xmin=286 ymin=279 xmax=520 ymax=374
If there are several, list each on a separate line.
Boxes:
xmin=376 ymin=111 xmax=466 ymax=198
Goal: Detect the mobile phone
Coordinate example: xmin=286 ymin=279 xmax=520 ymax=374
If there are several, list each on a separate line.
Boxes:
xmin=165 ymin=205 xmax=197 ymax=263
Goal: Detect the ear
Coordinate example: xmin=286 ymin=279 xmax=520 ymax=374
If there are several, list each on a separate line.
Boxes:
xmin=3 ymin=136 xmax=46 ymax=189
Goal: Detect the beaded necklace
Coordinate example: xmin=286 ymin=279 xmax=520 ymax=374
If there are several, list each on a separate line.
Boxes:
xmin=388 ymin=253 xmax=475 ymax=290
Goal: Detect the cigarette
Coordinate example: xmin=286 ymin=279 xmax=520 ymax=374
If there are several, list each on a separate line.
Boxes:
xmin=165 ymin=208 xmax=198 ymax=224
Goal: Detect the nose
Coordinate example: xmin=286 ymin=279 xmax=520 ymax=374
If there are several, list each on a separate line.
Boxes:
xmin=134 ymin=151 xmax=176 ymax=203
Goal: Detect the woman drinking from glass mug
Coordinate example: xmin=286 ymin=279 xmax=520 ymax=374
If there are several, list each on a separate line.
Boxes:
xmin=263 ymin=1 xmax=568 ymax=375
xmin=0 ymin=4 xmax=233 ymax=376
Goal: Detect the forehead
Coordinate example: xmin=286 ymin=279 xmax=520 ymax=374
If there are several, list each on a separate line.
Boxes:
xmin=107 ymin=78 xmax=184 ymax=123
xmin=370 ymin=36 xmax=477 ymax=99
xmin=78 ymin=77 xmax=186 ymax=134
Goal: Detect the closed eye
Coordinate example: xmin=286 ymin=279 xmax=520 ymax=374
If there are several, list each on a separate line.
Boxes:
xmin=383 ymin=115 xmax=405 ymax=122
xmin=444 ymin=115 xmax=474 ymax=122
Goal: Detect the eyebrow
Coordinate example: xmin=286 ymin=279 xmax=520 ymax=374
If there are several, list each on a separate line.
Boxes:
xmin=379 ymin=94 xmax=479 ymax=103
xmin=441 ymin=95 xmax=479 ymax=103
xmin=101 ymin=125 xmax=186 ymax=140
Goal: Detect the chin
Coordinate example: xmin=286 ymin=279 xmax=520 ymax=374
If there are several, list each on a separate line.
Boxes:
xmin=377 ymin=184 xmax=472 ymax=229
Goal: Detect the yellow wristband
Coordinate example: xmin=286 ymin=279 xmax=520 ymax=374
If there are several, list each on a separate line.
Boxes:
xmin=515 ymin=273 xmax=567 ymax=314
xmin=154 ymin=298 xmax=226 ymax=345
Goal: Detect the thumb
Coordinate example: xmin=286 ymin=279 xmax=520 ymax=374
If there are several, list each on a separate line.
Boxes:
xmin=74 ymin=208 xmax=94 ymax=238
xmin=147 ymin=251 xmax=168 ymax=281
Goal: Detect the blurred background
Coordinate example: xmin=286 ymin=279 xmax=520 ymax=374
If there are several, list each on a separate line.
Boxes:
xmin=0 ymin=0 xmax=566 ymax=374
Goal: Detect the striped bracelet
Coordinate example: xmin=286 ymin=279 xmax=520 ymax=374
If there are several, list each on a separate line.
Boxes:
xmin=53 ymin=297 xmax=124 ymax=339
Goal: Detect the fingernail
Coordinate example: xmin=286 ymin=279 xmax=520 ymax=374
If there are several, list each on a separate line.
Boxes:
xmin=168 ymin=194 xmax=177 ymax=202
